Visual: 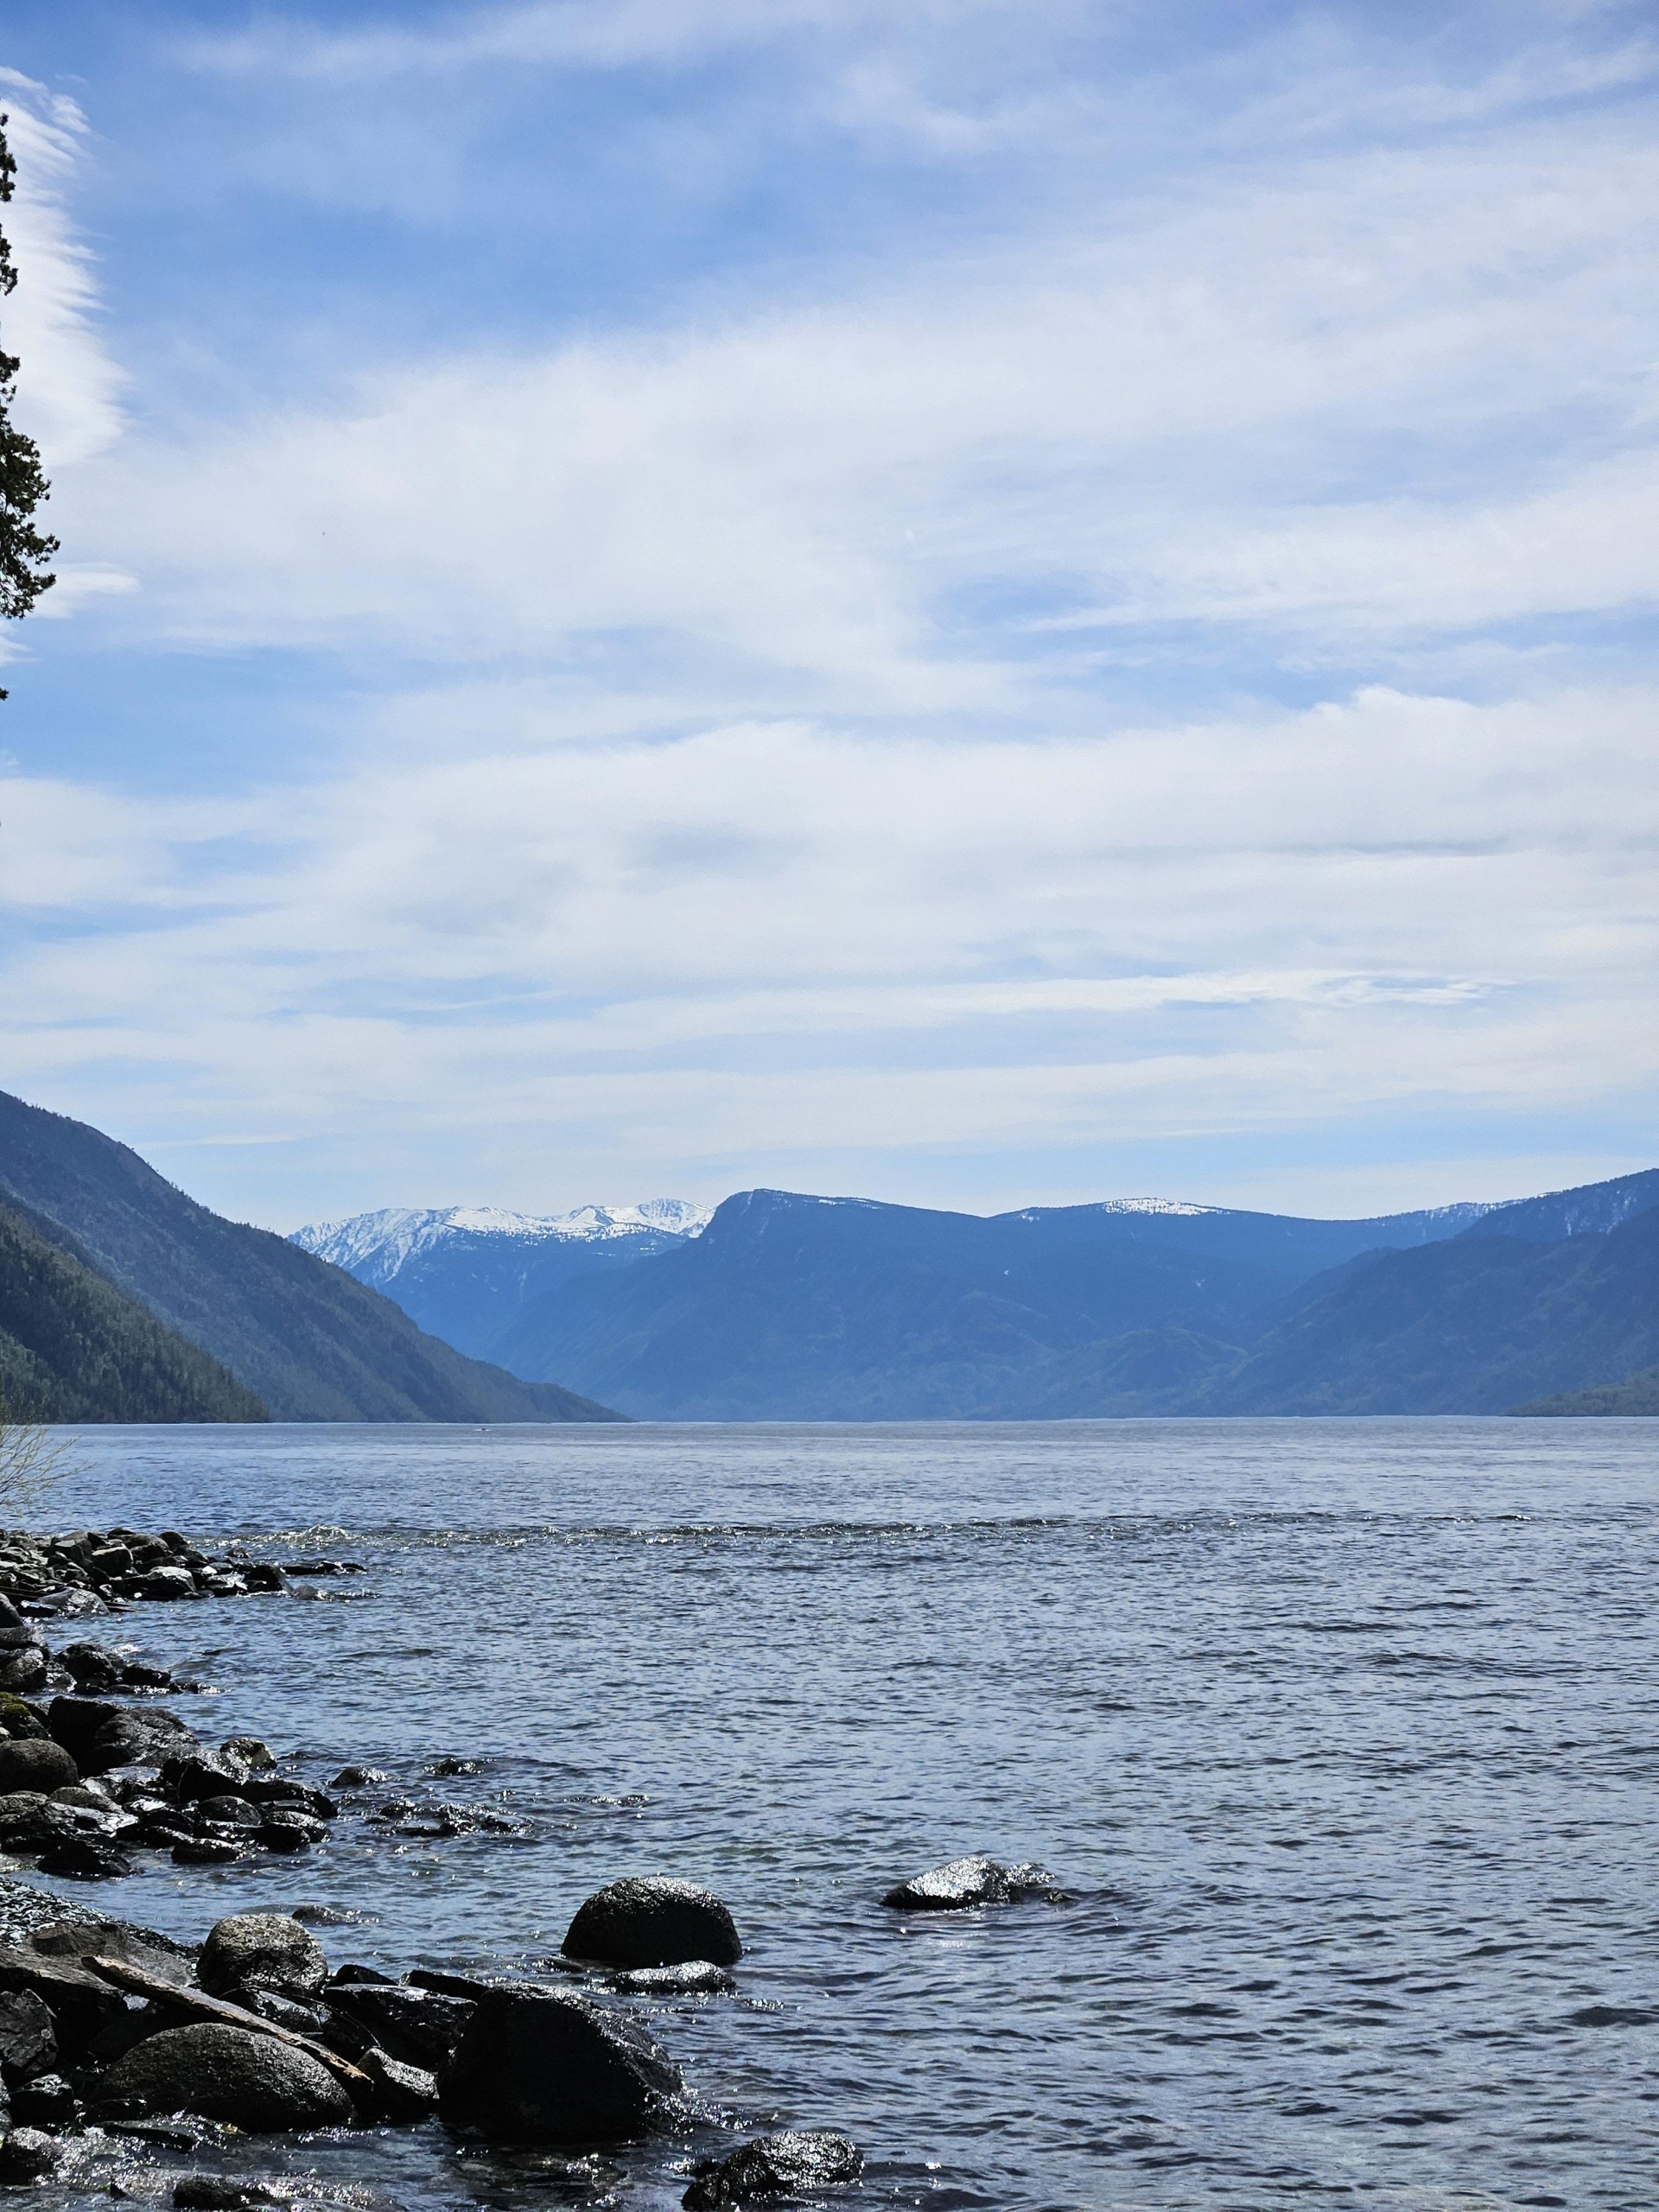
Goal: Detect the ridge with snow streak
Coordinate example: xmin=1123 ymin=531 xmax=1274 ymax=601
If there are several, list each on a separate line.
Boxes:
xmin=289 ymin=1199 xmax=710 ymax=1365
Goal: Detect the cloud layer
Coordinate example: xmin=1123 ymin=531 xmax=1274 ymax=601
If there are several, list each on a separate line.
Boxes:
xmin=1 ymin=4 xmax=1656 ymax=1224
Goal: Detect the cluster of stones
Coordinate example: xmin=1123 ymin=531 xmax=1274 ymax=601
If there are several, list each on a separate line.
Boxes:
xmin=0 ymin=1885 xmax=864 ymax=2209
xmin=0 ymin=1529 xmax=294 ymax=1614
xmin=0 ymin=1648 xmax=334 ymax=1880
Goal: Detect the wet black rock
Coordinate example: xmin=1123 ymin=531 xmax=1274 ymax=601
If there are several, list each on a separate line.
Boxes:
xmin=92 ymin=2021 xmax=354 ymax=2132
xmin=328 ymin=1766 xmax=385 ymax=1790
xmin=238 ymin=1989 xmax=327 ymax=2036
xmin=10 ymin=2071 xmax=78 ymax=2128
xmin=161 ymin=1748 xmax=251 ymax=1804
xmin=199 ymin=1914 xmax=328 ymax=2004
xmin=0 ymin=2123 xmax=59 ymax=2178
xmin=612 ymin=1961 xmax=736 ymax=1996
xmin=356 ymin=2047 xmax=438 ymax=2121
xmin=35 ymin=1834 xmax=134 ymax=1880
xmin=880 ymin=1854 xmax=1061 ymax=1911
xmin=244 ymin=1779 xmax=337 ymax=1820
xmin=438 ymin=1986 xmax=684 ymax=2142
xmin=197 ymin=1796 xmax=263 ymax=1828
xmin=0 ymin=1989 xmax=55 ymax=2084
xmin=222 ymin=1738 xmax=275 ymax=1770
xmin=325 ymin=1982 xmax=474 ymax=2067
xmin=563 ymin=1878 xmax=742 ymax=1970
xmin=0 ymin=1740 xmax=77 ymax=1795
xmin=683 ymin=2131 xmax=864 ymax=2209
xmin=257 ymin=1816 xmax=322 ymax=1854
xmin=0 ymin=1918 xmax=194 ymax=2060
xmin=172 ymin=1838 xmax=251 ymax=1866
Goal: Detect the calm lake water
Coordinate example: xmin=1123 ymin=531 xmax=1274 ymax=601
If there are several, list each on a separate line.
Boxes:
xmin=14 ymin=1418 xmax=1659 ymax=2212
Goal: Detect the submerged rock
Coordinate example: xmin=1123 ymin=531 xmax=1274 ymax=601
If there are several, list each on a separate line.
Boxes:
xmin=199 ymin=1914 xmax=328 ymax=2004
xmin=880 ymin=1854 xmax=1060 ymax=1911
xmin=92 ymin=2021 xmax=353 ymax=2132
xmin=683 ymin=2130 xmax=864 ymax=2208
xmin=612 ymin=1961 xmax=736 ymax=1996
xmin=563 ymin=1878 xmax=742 ymax=1969
xmin=438 ymin=1985 xmax=683 ymax=2141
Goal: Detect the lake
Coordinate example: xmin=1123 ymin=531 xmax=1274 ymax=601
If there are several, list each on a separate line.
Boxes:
xmin=15 ymin=1417 xmax=1659 ymax=2212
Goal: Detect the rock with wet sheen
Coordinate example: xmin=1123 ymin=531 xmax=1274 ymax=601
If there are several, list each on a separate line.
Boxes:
xmin=199 ymin=1914 xmax=327 ymax=2003
xmin=562 ymin=1878 xmax=742 ymax=1969
xmin=438 ymin=1986 xmax=683 ymax=2141
xmin=880 ymin=1854 xmax=1059 ymax=1911
xmin=92 ymin=2023 xmax=353 ymax=2132
xmin=683 ymin=2130 xmax=865 ymax=2208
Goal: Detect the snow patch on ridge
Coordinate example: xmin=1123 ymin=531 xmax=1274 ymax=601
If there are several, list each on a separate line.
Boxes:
xmin=292 ymin=1199 xmax=711 ymax=1285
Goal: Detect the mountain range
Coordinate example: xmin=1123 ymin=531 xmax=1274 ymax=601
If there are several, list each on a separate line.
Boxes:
xmin=292 ymin=1201 xmax=709 ymax=1361
xmin=302 ymin=1172 xmax=1659 ymax=1419
xmin=0 ymin=1090 xmax=621 ymax=1423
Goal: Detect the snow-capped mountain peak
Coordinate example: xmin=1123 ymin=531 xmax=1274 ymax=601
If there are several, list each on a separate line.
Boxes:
xmin=291 ymin=1199 xmax=711 ymax=1287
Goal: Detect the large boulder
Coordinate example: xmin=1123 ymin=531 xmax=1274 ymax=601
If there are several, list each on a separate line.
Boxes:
xmin=683 ymin=2131 xmax=864 ymax=2208
xmin=0 ymin=1742 xmax=76 ymax=1796
xmin=880 ymin=1854 xmax=1059 ymax=1911
xmin=83 ymin=1699 xmax=195 ymax=1770
xmin=437 ymin=1986 xmax=683 ymax=2141
xmin=199 ymin=1915 xmax=327 ymax=2003
xmin=91 ymin=2022 xmax=353 ymax=2132
xmin=562 ymin=1878 xmax=741 ymax=1969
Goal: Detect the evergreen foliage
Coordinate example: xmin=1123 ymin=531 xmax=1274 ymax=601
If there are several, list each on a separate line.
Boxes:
xmin=0 ymin=1196 xmax=267 ymax=1422
xmin=0 ymin=114 xmax=58 ymax=690
xmin=0 ymin=1089 xmax=622 ymax=1422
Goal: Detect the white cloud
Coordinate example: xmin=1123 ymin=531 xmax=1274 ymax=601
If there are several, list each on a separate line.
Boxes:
xmin=1 ymin=682 xmax=1653 ymax=1214
xmin=0 ymin=73 xmax=125 ymax=468
xmin=54 ymin=105 xmax=1659 ymax=695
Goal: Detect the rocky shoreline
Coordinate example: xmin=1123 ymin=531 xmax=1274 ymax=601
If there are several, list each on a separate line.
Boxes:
xmin=0 ymin=1524 xmax=1060 ymax=2209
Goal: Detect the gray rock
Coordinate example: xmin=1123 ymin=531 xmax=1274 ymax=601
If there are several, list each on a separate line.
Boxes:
xmin=880 ymin=1854 xmax=1061 ymax=1911
xmin=199 ymin=1913 xmax=327 ymax=2002
xmin=85 ymin=1707 xmax=197 ymax=1774
xmin=438 ymin=1985 xmax=683 ymax=2141
xmin=0 ymin=1651 xmax=47 ymax=1695
xmin=0 ymin=2124 xmax=58 ymax=2178
xmin=222 ymin=1738 xmax=276 ymax=1770
xmin=0 ymin=1741 xmax=77 ymax=1796
xmin=0 ymin=1791 xmax=48 ymax=1837
xmin=683 ymin=2130 xmax=864 ymax=2208
xmin=92 ymin=2021 xmax=353 ymax=2132
xmin=0 ymin=1990 xmax=55 ymax=2084
xmin=562 ymin=1878 xmax=742 ymax=1969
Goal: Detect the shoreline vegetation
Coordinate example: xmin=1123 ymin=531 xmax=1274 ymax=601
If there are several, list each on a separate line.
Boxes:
xmin=0 ymin=1516 xmax=1045 ymax=2207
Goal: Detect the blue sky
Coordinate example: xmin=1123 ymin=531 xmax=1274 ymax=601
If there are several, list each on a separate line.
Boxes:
xmin=0 ymin=0 xmax=1655 ymax=1229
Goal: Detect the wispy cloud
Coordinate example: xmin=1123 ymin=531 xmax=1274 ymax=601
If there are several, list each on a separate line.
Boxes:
xmin=4 ymin=1 xmax=1656 ymax=1223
